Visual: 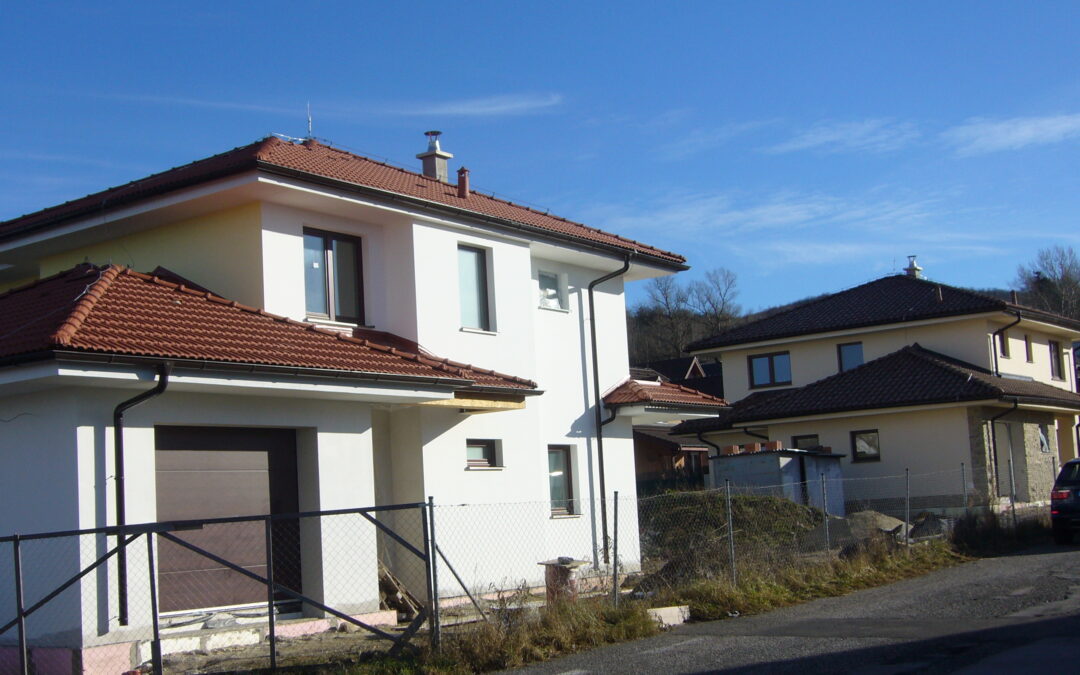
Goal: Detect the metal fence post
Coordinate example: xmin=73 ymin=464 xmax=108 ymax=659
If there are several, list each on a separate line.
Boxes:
xmin=13 ymin=534 xmax=28 ymax=675
xmin=821 ymin=473 xmax=831 ymax=556
xmin=1007 ymin=449 xmax=1019 ymax=533
xmin=905 ymin=469 xmax=911 ymax=549
xmin=725 ymin=480 xmax=736 ymax=586
xmin=427 ymin=496 xmax=441 ymax=650
xmin=145 ymin=533 xmax=163 ymax=675
xmin=961 ymin=462 xmax=968 ymax=514
xmin=611 ymin=491 xmax=619 ymax=606
xmin=264 ymin=516 xmax=277 ymax=670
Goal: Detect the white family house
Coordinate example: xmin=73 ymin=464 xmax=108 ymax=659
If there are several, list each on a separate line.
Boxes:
xmin=676 ymin=259 xmax=1080 ymax=511
xmin=0 ymin=133 xmax=686 ymax=668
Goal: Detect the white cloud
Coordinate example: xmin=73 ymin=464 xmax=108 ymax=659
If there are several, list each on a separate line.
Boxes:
xmin=765 ymin=119 xmax=919 ymax=154
xmin=657 ymin=122 xmax=769 ymax=160
xmin=942 ymin=113 xmax=1080 ymax=155
xmin=386 ymin=93 xmax=563 ymax=117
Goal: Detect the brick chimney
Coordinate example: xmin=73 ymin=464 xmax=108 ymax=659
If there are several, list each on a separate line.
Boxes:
xmin=457 ymin=166 xmax=470 ymax=198
xmin=417 ymin=130 xmax=453 ymax=182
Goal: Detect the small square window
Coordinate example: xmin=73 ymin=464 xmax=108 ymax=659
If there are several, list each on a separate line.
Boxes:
xmin=466 ymin=439 xmax=499 ymax=468
xmin=851 ymin=430 xmax=880 ymax=463
xmin=837 ymin=342 xmax=864 ymax=372
xmin=748 ymin=352 xmax=791 ymax=388
xmin=538 ymin=271 xmax=566 ymax=310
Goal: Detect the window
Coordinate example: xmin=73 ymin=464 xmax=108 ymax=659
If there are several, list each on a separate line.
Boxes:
xmin=1039 ymin=425 xmax=1052 ymax=454
xmin=304 ymin=229 xmax=364 ymax=324
xmin=548 ymin=445 xmax=575 ymax=515
xmin=837 ymin=342 xmax=864 ymax=372
xmin=1025 ymin=334 xmax=1033 ymax=363
xmin=1050 ymin=340 xmax=1064 ymax=380
xmin=998 ymin=331 xmax=1010 ymax=358
xmin=748 ymin=352 xmax=791 ymax=388
xmin=538 ymin=271 xmax=566 ymax=310
xmin=792 ymin=434 xmax=820 ymax=450
xmin=458 ymin=245 xmax=491 ymax=330
xmin=851 ymin=430 xmax=881 ymax=462
xmin=466 ymin=439 xmax=499 ymax=468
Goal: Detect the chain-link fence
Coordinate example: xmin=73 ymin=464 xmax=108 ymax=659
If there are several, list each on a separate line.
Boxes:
xmin=0 ymin=503 xmax=436 ymax=675
xmin=0 ymin=467 xmax=1053 ymax=674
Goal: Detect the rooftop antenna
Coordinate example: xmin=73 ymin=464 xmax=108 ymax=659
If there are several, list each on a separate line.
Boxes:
xmin=306 ymin=102 xmax=313 ymax=139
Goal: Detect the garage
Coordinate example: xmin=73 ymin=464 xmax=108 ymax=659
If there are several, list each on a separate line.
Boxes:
xmin=154 ymin=426 xmax=301 ymax=613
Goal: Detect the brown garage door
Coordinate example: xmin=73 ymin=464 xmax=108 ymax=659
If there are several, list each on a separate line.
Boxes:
xmin=154 ymin=426 xmax=301 ymax=613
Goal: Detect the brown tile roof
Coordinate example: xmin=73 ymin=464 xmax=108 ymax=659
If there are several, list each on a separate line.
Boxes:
xmin=603 ymin=378 xmax=728 ymax=409
xmin=0 ymin=137 xmax=685 ymax=266
xmin=0 ymin=264 xmax=537 ymax=391
xmin=688 ymin=274 xmax=1080 ymax=351
xmin=674 ymin=344 xmax=1080 ymax=434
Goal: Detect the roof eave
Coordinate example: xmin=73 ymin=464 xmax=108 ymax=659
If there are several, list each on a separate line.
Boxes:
xmin=255 ymin=163 xmax=688 ymax=271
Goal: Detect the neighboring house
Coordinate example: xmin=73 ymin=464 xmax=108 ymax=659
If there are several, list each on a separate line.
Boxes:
xmin=603 ymin=370 xmax=728 ymax=494
xmin=644 ymin=355 xmax=725 ymax=399
xmin=675 ymin=259 xmax=1080 ymax=508
xmin=0 ymin=133 xmax=685 ymax=660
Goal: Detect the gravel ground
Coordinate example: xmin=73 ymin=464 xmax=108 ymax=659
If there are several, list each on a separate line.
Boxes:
xmin=502 ymin=543 xmax=1080 ymax=674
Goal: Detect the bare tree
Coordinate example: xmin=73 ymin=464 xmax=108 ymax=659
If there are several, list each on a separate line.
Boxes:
xmin=627 ymin=268 xmax=742 ymax=364
xmin=688 ymin=268 xmax=741 ymax=335
xmin=1015 ymin=245 xmax=1080 ymax=320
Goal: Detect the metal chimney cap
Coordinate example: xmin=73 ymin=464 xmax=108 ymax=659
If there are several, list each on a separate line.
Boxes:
xmin=417 ymin=130 xmax=453 ymax=159
xmin=903 ymin=255 xmax=924 ymax=279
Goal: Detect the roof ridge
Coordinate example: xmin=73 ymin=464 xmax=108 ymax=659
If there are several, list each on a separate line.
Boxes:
xmin=904 ymin=343 xmax=1004 ymax=397
xmin=48 ymin=265 xmax=122 ymax=346
xmin=281 ymin=140 xmax=685 ymax=262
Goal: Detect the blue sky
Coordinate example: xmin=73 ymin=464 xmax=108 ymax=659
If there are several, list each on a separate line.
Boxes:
xmin=3 ymin=1 xmax=1080 ymax=311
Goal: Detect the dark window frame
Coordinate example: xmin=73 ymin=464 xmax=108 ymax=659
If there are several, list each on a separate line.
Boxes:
xmin=850 ymin=429 xmax=881 ymax=463
xmin=1050 ymin=340 xmax=1065 ymax=380
xmin=548 ymin=445 xmax=575 ymax=515
xmin=1024 ymin=334 xmax=1034 ymax=363
xmin=458 ymin=244 xmax=492 ymax=331
xmin=837 ymin=341 xmax=864 ymax=373
xmin=303 ymin=228 xmax=365 ymax=324
xmin=466 ymin=439 xmax=499 ymax=468
xmin=791 ymin=434 xmax=820 ymax=450
xmin=998 ymin=331 xmax=1010 ymax=358
xmin=748 ymin=351 xmax=792 ymax=389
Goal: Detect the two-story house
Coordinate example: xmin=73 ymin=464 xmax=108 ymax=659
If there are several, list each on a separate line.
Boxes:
xmin=675 ymin=259 xmax=1080 ymax=511
xmin=0 ymin=133 xmax=686 ymax=666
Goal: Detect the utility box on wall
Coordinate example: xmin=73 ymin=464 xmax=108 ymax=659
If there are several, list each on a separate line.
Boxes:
xmin=708 ymin=447 xmax=846 ymax=516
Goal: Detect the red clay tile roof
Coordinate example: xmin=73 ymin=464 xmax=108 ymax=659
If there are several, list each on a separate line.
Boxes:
xmin=603 ymin=378 xmax=728 ymax=409
xmin=0 ymin=264 xmax=537 ymax=391
xmin=674 ymin=344 xmax=1080 ymax=434
xmin=0 ymin=137 xmax=685 ymax=266
xmin=688 ymin=275 xmax=1080 ymax=351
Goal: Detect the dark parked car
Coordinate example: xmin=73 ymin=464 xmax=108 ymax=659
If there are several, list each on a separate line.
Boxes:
xmin=1051 ymin=459 xmax=1080 ymax=544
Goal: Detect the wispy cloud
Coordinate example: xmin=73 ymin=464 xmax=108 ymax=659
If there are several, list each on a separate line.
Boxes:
xmin=583 ymin=189 xmax=940 ymax=240
xmin=385 ymin=93 xmax=563 ymax=117
xmin=657 ymin=121 xmax=769 ymax=160
xmin=942 ymin=113 xmax=1080 ymax=155
xmin=764 ymin=119 xmax=919 ymax=154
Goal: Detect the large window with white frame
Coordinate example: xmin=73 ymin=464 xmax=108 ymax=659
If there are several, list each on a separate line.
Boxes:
xmin=458 ymin=244 xmax=492 ymax=331
xmin=304 ymin=228 xmax=364 ymax=324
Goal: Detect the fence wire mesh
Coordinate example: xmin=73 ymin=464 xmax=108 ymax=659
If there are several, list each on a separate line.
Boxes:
xmin=0 ymin=465 xmax=1055 ymax=674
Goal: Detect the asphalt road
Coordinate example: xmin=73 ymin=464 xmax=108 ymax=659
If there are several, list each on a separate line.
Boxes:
xmin=502 ymin=544 xmax=1080 ymax=674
